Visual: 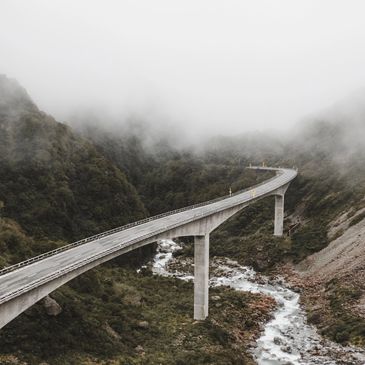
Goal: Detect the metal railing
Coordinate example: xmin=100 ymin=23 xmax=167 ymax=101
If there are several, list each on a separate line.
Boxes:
xmin=0 ymin=167 xmax=288 ymax=277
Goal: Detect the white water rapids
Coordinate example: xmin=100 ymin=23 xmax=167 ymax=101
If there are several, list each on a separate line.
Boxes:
xmin=150 ymin=239 xmax=365 ymax=365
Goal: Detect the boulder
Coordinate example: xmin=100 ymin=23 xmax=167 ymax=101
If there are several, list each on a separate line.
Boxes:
xmin=135 ymin=345 xmax=144 ymax=353
xmin=43 ymin=295 xmax=62 ymax=316
xmin=137 ymin=320 xmax=149 ymax=329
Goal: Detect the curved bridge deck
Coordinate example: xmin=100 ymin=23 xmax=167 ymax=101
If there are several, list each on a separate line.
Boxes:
xmin=0 ymin=166 xmax=297 ymax=327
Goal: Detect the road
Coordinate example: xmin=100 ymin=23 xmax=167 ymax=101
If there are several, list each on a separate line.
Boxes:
xmin=0 ymin=167 xmax=297 ymax=306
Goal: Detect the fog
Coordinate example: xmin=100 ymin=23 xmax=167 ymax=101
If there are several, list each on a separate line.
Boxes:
xmin=1 ymin=1 xmax=365 ymax=138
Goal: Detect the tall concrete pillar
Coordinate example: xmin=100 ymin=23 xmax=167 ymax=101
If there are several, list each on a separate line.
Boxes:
xmin=194 ymin=234 xmax=209 ymax=320
xmin=274 ymin=194 xmax=284 ymax=236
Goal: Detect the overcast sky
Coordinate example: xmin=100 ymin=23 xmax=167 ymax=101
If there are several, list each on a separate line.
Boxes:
xmin=1 ymin=1 xmax=365 ymax=136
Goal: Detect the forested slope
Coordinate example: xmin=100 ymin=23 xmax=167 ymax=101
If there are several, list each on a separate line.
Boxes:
xmin=2 ymin=74 xmax=365 ymax=363
xmin=0 ymin=77 xmax=277 ymax=365
xmin=0 ymin=75 xmax=146 ymax=247
xmin=74 ymin=107 xmax=365 ymax=348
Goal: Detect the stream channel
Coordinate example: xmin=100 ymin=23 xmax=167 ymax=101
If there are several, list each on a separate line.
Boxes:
xmin=150 ymin=239 xmax=365 ymax=365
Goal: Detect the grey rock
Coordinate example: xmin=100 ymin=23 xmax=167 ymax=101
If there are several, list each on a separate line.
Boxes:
xmin=137 ymin=320 xmax=149 ymax=329
xmin=135 ymin=345 xmax=144 ymax=353
xmin=273 ymin=336 xmax=283 ymax=346
xmin=281 ymin=345 xmax=292 ymax=354
xmin=43 ymin=295 xmax=62 ymax=316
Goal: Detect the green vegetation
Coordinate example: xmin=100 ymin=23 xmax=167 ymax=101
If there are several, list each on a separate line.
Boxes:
xmin=290 ymin=223 xmax=328 ymax=263
xmin=349 ymin=211 xmax=365 ymax=226
xmin=0 ymin=97 xmax=146 ymax=243
xmin=2 ymin=75 xmax=365 ymax=362
xmin=0 ymin=77 xmax=274 ymax=364
xmin=321 ymin=279 xmax=365 ymax=346
xmin=77 ymin=123 xmax=272 ymax=216
xmin=0 ymin=262 xmax=272 ymax=364
xmin=0 ymin=217 xmax=61 ymax=268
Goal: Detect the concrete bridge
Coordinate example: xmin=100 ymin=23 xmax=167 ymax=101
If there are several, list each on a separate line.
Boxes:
xmin=0 ymin=166 xmax=297 ymax=328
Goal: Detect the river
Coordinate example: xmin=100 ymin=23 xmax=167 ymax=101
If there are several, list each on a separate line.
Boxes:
xmin=151 ymin=239 xmax=365 ymax=365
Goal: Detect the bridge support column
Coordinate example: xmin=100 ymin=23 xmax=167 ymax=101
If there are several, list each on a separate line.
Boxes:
xmin=194 ymin=234 xmax=209 ymax=320
xmin=274 ymin=194 xmax=284 ymax=236
xmin=273 ymin=183 xmax=289 ymax=237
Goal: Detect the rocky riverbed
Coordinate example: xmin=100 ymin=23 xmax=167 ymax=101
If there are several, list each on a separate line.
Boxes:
xmin=152 ymin=239 xmax=365 ymax=365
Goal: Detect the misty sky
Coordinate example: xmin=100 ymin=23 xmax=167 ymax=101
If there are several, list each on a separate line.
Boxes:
xmin=1 ymin=1 xmax=365 ymax=137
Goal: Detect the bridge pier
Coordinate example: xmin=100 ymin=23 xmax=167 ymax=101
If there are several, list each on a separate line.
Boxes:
xmin=274 ymin=194 xmax=284 ymax=236
xmin=194 ymin=234 xmax=209 ymax=320
xmin=0 ymin=167 xmax=298 ymax=329
xmin=274 ymin=184 xmax=289 ymax=236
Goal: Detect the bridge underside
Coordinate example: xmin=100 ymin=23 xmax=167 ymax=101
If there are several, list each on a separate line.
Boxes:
xmin=0 ymin=183 xmax=290 ymax=328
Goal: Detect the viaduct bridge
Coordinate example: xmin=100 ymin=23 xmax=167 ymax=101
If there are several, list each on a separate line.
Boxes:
xmin=0 ymin=166 xmax=297 ymax=328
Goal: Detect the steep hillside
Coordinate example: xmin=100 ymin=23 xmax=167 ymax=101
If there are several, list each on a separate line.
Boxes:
xmin=2 ymin=75 xmax=365 ymax=362
xmin=293 ymin=203 xmax=365 ymax=346
xmin=276 ymin=111 xmax=365 ymax=346
xmin=0 ymin=75 xmax=146 ymax=246
xmin=299 ymin=207 xmax=365 ymax=280
xmin=73 ymin=120 xmax=279 ymax=216
xmin=0 ymin=78 xmax=278 ymax=365
xmin=72 ymin=114 xmax=363 ymax=271
xmin=71 ymin=112 xmax=365 ymax=352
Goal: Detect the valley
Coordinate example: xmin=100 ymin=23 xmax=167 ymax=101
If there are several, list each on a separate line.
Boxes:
xmin=1 ymin=76 xmax=365 ymax=364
